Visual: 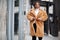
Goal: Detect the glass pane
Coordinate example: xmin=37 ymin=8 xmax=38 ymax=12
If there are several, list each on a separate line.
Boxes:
xmin=41 ymin=0 xmax=53 ymax=2
xmin=14 ymin=3 xmax=19 ymax=40
xmin=49 ymin=5 xmax=53 ymax=14
xmin=15 ymin=0 xmax=19 ymax=7
xmin=41 ymin=0 xmax=50 ymax=1
xmin=40 ymin=6 xmax=46 ymax=11
xmin=50 ymin=0 xmax=53 ymax=2
xmin=14 ymin=12 xmax=19 ymax=40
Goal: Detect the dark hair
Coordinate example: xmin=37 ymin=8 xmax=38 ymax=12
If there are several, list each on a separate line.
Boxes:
xmin=33 ymin=1 xmax=40 ymax=7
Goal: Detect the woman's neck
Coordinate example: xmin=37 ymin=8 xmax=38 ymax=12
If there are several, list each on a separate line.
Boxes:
xmin=35 ymin=8 xmax=40 ymax=9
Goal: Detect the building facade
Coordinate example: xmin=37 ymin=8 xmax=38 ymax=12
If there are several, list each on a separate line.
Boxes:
xmin=0 ymin=0 xmax=60 ymax=40
xmin=0 ymin=0 xmax=7 ymax=40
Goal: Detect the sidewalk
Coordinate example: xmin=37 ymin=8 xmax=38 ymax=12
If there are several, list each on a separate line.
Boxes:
xmin=14 ymin=34 xmax=59 ymax=40
xmin=25 ymin=34 xmax=59 ymax=40
xmin=1 ymin=31 xmax=59 ymax=40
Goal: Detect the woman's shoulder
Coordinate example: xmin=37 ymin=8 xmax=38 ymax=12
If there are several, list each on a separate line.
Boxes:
xmin=28 ymin=8 xmax=33 ymax=12
xmin=30 ymin=8 xmax=35 ymax=11
xmin=40 ymin=9 xmax=47 ymax=13
xmin=27 ymin=8 xmax=34 ymax=14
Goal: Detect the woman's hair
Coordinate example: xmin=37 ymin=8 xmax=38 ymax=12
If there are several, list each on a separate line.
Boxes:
xmin=33 ymin=1 xmax=40 ymax=7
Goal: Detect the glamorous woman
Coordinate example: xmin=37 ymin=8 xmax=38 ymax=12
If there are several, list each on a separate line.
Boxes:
xmin=27 ymin=1 xmax=48 ymax=40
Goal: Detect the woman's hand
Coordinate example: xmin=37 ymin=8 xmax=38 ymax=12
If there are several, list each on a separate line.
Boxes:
xmin=30 ymin=10 xmax=33 ymax=14
xmin=37 ymin=18 xmax=42 ymax=21
xmin=31 ymin=17 xmax=36 ymax=21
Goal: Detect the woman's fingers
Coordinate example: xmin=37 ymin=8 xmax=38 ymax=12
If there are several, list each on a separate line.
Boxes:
xmin=37 ymin=18 xmax=42 ymax=21
xmin=31 ymin=17 xmax=35 ymax=21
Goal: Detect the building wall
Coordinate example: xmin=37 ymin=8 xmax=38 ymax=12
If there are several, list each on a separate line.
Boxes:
xmin=54 ymin=0 xmax=60 ymax=31
xmin=0 ymin=0 xmax=7 ymax=40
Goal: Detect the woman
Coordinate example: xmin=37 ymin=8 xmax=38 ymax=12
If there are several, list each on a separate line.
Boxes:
xmin=27 ymin=1 xmax=48 ymax=40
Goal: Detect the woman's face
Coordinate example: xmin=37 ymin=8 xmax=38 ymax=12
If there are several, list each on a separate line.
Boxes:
xmin=35 ymin=2 xmax=40 ymax=9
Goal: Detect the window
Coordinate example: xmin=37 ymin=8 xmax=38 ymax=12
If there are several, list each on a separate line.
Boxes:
xmin=41 ymin=0 xmax=53 ymax=2
xmin=15 ymin=0 xmax=19 ymax=7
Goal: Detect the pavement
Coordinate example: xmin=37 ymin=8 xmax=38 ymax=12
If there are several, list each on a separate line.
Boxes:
xmin=14 ymin=34 xmax=59 ymax=40
xmin=1 ymin=30 xmax=60 ymax=40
